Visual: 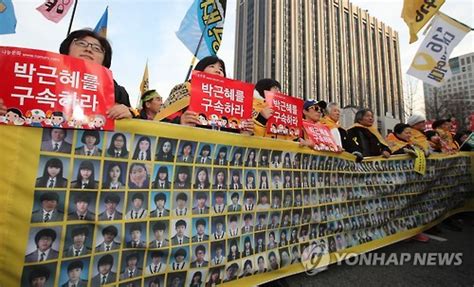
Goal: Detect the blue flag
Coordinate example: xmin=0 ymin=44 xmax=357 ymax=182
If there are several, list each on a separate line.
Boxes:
xmin=0 ymin=0 xmax=17 ymax=35
xmin=94 ymin=6 xmax=108 ymax=37
xmin=176 ymin=0 xmax=227 ymax=59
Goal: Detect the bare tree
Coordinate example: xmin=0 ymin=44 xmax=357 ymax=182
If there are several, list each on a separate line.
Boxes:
xmin=425 ymin=87 xmax=473 ymax=130
xmin=403 ymin=76 xmax=423 ymax=118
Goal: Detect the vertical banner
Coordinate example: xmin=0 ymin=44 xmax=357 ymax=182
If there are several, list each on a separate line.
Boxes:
xmin=0 ymin=46 xmax=115 ymax=130
xmin=189 ymin=71 xmax=254 ymax=130
xmin=413 ymin=148 xmax=427 ymax=175
xmin=407 ymin=12 xmax=471 ymax=87
xmin=265 ymin=91 xmax=304 ymax=137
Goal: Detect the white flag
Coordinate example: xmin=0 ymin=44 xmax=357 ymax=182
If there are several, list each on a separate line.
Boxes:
xmin=407 ymin=12 xmax=471 ymax=87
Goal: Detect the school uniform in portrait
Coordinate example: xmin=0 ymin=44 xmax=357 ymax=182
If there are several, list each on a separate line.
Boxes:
xmin=192 ymin=206 xmax=209 ymax=215
xmin=63 ymin=244 xmax=92 ymax=257
xmin=61 ymin=279 xmax=88 ymax=287
xmin=191 ymin=233 xmax=209 ymax=243
xmin=190 ymin=259 xmax=209 ymax=268
xmin=98 ymin=210 xmax=123 ymax=221
xmin=177 ymin=154 xmax=193 ymax=163
xmin=25 ymin=248 xmax=59 ymax=262
xmin=119 ymin=268 xmax=142 ymax=280
xmin=227 ymin=203 xmax=242 ymax=212
xmin=171 ymin=235 xmax=190 ymax=245
xmin=31 ymin=209 xmax=64 ymax=223
xmin=75 ymin=146 xmax=102 ymax=156
xmin=70 ymin=180 xmax=99 ymax=189
xmin=125 ymin=240 xmax=146 ymax=248
xmin=91 ymin=271 xmax=117 ymax=286
xmin=125 ymin=208 xmax=147 ymax=220
xmin=145 ymin=262 xmax=166 ymax=275
xmin=196 ymin=155 xmax=212 ymax=164
xmin=95 ymin=240 xmax=121 ymax=252
xmin=212 ymin=254 xmax=225 ymax=266
xmin=152 ymin=180 xmax=171 ymax=189
xmin=67 ymin=210 xmax=96 ymax=221
xmin=41 ymin=139 xmax=72 ymax=153
xmin=148 ymin=238 xmax=169 ymax=248
xmin=35 ymin=177 xmax=68 ymax=188
xmin=149 ymin=208 xmax=170 ymax=217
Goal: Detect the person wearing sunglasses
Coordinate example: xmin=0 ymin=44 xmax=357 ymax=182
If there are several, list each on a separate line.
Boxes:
xmin=298 ymin=99 xmax=327 ymax=148
xmin=59 ymin=29 xmax=137 ymax=119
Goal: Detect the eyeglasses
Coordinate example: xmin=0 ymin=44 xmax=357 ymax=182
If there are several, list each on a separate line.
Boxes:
xmin=73 ymin=39 xmax=105 ymax=54
xmin=308 ymin=106 xmax=321 ymax=112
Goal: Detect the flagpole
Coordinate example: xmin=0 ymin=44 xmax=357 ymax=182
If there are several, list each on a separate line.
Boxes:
xmin=183 ymin=21 xmax=208 ymax=82
xmin=66 ymin=0 xmax=79 ymax=36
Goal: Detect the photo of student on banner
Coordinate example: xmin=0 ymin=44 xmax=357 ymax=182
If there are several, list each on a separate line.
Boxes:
xmin=102 ymin=161 xmax=127 ymax=189
xmin=230 ymin=147 xmax=245 ymax=166
xmin=105 ymin=132 xmax=130 ymax=158
xmin=155 ymin=138 xmax=177 ymax=162
xmin=91 ymin=253 xmax=118 ymax=285
xmin=125 ymin=192 xmax=148 ymax=220
xmin=124 ymin=223 xmax=147 ymax=248
xmin=207 ymin=267 xmax=223 ymax=285
xmin=152 ymin=164 xmax=172 ymax=189
xmin=97 ymin=193 xmax=123 ymax=221
xmin=25 ymin=227 xmax=61 ymax=263
xmin=149 ymin=220 xmax=170 ymax=248
xmin=150 ymin=192 xmax=171 ymax=218
xmin=63 ymin=224 xmax=94 ymax=258
xmin=70 ymin=160 xmax=100 ymax=189
xmin=75 ymin=130 xmax=103 ymax=156
xmin=67 ymin=192 xmax=97 ymax=221
xmin=192 ymin=191 xmax=210 ymax=215
xmin=35 ymin=156 xmax=70 ymax=188
xmin=195 ymin=143 xmax=214 ymax=164
xmin=119 ymin=251 xmax=144 ymax=279
xmin=128 ymin=162 xmax=151 ymax=189
xmin=174 ymin=166 xmax=192 ymax=189
xmin=131 ymin=135 xmax=154 ymax=161
xmin=244 ymin=148 xmax=257 ymax=167
xmin=145 ymin=250 xmax=168 ymax=275
xmin=228 ymin=191 xmax=242 ymax=212
xmin=31 ymin=191 xmax=65 ymax=223
xmin=176 ymin=140 xmax=196 ymax=163
xmin=59 ymin=259 xmax=90 ymax=287
xmin=40 ymin=128 xmax=73 ymax=154
xmin=194 ymin=167 xmax=211 ymax=189
xmin=21 ymin=263 xmax=56 ymax=287
xmin=173 ymin=192 xmax=190 ymax=216
xmin=192 ymin=218 xmax=210 ymax=243
xmin=95 ymin=225 xmax=121 ymax=252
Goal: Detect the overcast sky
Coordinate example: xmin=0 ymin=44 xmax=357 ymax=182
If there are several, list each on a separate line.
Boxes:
xmin=1 ymin=0 xmax=473 ymax=111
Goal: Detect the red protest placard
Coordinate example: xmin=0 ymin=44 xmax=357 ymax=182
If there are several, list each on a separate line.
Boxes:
xmin=0 ymin=46 xmax=115 ymax=130
xmin=265 ymin=91 xmax=303 ymax=137
xmin=189 ymin=70 xmax=254 ymax=130
xmin=302 ymin=120 xmax=341 ymax=152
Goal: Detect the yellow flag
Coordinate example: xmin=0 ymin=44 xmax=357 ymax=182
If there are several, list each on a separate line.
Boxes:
xmin=140 ymin=61 xmax=149 ymax=96
xmin=401 ymin=0 xmax=445 ymax=43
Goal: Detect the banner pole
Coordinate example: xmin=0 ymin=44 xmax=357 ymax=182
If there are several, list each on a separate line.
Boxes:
xmin=66 ymin=0 xmax=79 ymax=36
xmin=183 ymin=20 xmax=209 ymax=82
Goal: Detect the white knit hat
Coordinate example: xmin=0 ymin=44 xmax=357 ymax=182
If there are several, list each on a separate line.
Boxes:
xmin=407 ymin=114 xmax=426 ymax=126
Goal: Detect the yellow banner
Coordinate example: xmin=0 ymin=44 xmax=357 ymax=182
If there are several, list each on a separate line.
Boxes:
xmin=401 ymin=0 xmax=446 ymax=43
xmin=0 ymin=120 xmax=473 ymax=287
xmin=413 ymin=148 xmax=427 ymax=175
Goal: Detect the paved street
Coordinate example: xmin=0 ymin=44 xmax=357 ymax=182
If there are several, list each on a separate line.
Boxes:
xmin=263 ymin=213 xmax=474 ymax=287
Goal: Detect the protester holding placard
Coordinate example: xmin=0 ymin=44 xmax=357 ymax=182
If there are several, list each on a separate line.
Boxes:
xmin=159 ymin=56 xmax=254 ymax=134
xmin=320 ymin=102 xmax=359 ymax=153
xmin=59 ymin=29 xmax=136 ymax=119
xmin=347 ymin=109 xmax=391 ymax=158
xmin=425 ymin=130 xmax=442 ymax=153
xmin=299 ymin=99 xmax=328 ymax=148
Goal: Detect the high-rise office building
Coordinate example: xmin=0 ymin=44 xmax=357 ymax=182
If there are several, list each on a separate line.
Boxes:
xmin=423 ymin=52 xmax=474 ymax=130
xmin=234 ymin=0 xmax=404 ymax=129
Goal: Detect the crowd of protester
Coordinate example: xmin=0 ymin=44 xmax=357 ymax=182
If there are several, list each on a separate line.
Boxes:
xmin=0 ymin=28 xmax=471 ymax=158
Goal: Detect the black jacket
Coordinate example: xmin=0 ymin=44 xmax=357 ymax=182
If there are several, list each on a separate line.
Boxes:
xmin=347 ymin=126 xmax=390 ymax=157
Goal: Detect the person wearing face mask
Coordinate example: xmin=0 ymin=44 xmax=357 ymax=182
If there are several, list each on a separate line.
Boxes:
xmin=157 ymin=56 xmax=254 ymax=134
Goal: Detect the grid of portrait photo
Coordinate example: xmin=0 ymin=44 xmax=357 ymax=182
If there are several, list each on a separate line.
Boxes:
xmin=21 ymin=127 xmax=473 ymax=287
